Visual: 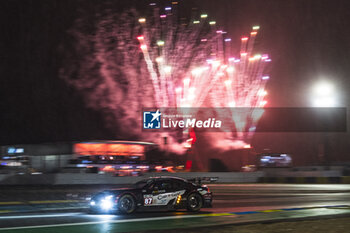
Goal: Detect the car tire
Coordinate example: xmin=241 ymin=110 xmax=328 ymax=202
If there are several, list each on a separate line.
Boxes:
xmin=118 ymin=194 xmax=136 ymax=214
xmin=186 ymin=193 xmax=203 ymax=212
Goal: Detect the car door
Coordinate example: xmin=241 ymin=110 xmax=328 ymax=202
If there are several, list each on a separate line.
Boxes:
xmin=143 ymin=179 xmax=173 ymax=206
xmin=170 ymin=179 xmax=188 ymax=202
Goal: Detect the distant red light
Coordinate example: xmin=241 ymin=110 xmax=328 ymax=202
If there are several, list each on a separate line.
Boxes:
xmin=185 ymin=160 xmax=192 ymax=170
xmin=189 ymin=128 xmax=197 ymax=144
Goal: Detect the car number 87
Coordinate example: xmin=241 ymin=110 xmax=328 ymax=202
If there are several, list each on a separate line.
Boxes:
xmin=144 ymin=197 xmax=153 ymax=205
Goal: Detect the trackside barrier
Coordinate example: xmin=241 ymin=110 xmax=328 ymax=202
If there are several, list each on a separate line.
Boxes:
xmin=0 ymin=172 xmax=264 ymax=185
xmin=1 ymin=173 xmax=349 ymax=185
xmin=259 ymin=176 xmax=350 ymax=184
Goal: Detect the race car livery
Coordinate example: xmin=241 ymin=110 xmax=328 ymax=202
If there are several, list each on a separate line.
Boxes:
xmin=89 ymin=176 xmax=212 ymax=214
xmin=143 ymin=190 xmax=186 ymax=206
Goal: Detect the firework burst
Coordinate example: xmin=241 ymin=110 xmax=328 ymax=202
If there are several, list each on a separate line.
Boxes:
xmin=60 ymin=2 xmax=270 ymax=151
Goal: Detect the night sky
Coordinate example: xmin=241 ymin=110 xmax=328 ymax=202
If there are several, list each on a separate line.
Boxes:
xmin=1 ymin=0 xmax=349 ymax=164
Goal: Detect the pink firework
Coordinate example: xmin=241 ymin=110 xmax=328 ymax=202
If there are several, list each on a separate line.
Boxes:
xmin=60 ymin=2 xmax=270 ymax=151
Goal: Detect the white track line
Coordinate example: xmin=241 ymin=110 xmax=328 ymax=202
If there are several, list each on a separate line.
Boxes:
xmin=0 ymin=215 xmax=204 ymax=231
xmin=0 ymin=213 xmax=81 ymax=219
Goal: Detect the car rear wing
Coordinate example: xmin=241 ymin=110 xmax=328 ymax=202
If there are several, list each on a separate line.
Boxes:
xmin=188 ymin=177 xmax=218 ymax=185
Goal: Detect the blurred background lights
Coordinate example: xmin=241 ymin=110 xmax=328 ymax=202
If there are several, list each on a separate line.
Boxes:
xmin=157 ymin=40 xmax=165 ymax=46
xmin=138 ymin=18 xmax=146 ymax=23
xmin=314 ymin=81 xmax=334 ymax=96
xmin=312 ymin=81 xmax=337 ymax=107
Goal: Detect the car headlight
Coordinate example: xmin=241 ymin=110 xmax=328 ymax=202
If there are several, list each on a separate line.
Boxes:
xmin=90 ymin=201 xmax=96 ymax=206
xmin=100 ymin=195 xmax=114 ymax=210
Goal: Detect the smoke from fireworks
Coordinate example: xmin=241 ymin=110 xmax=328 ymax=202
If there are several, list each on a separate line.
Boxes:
xmin=60 ymin=2 xmax=270 ymax=152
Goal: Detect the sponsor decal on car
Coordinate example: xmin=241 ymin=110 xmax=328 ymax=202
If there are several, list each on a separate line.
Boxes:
xmin=143 ymin=190 xmax=186 ymax=206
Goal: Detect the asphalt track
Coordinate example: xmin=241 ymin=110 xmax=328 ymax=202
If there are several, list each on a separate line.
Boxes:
xmin=1 ymin=184 xmax=350 ymax=232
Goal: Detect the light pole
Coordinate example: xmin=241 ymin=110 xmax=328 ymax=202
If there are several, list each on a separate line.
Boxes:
xmin=311 ymin=81 xmax=337 ymax=166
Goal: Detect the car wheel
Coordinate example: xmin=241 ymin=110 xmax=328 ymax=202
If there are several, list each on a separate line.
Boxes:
xmin=118 ymin=194 xmax=136 ymax=214
xmin=187 ymin=193 xmax=203 ymax=212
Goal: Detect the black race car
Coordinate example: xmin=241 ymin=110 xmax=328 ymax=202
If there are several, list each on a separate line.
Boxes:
xmin=89 ymin=176 xmax=212 ymax=214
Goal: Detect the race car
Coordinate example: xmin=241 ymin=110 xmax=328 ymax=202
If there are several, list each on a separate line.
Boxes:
xmin=89 ymin=176 xmax=212 ymax=214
